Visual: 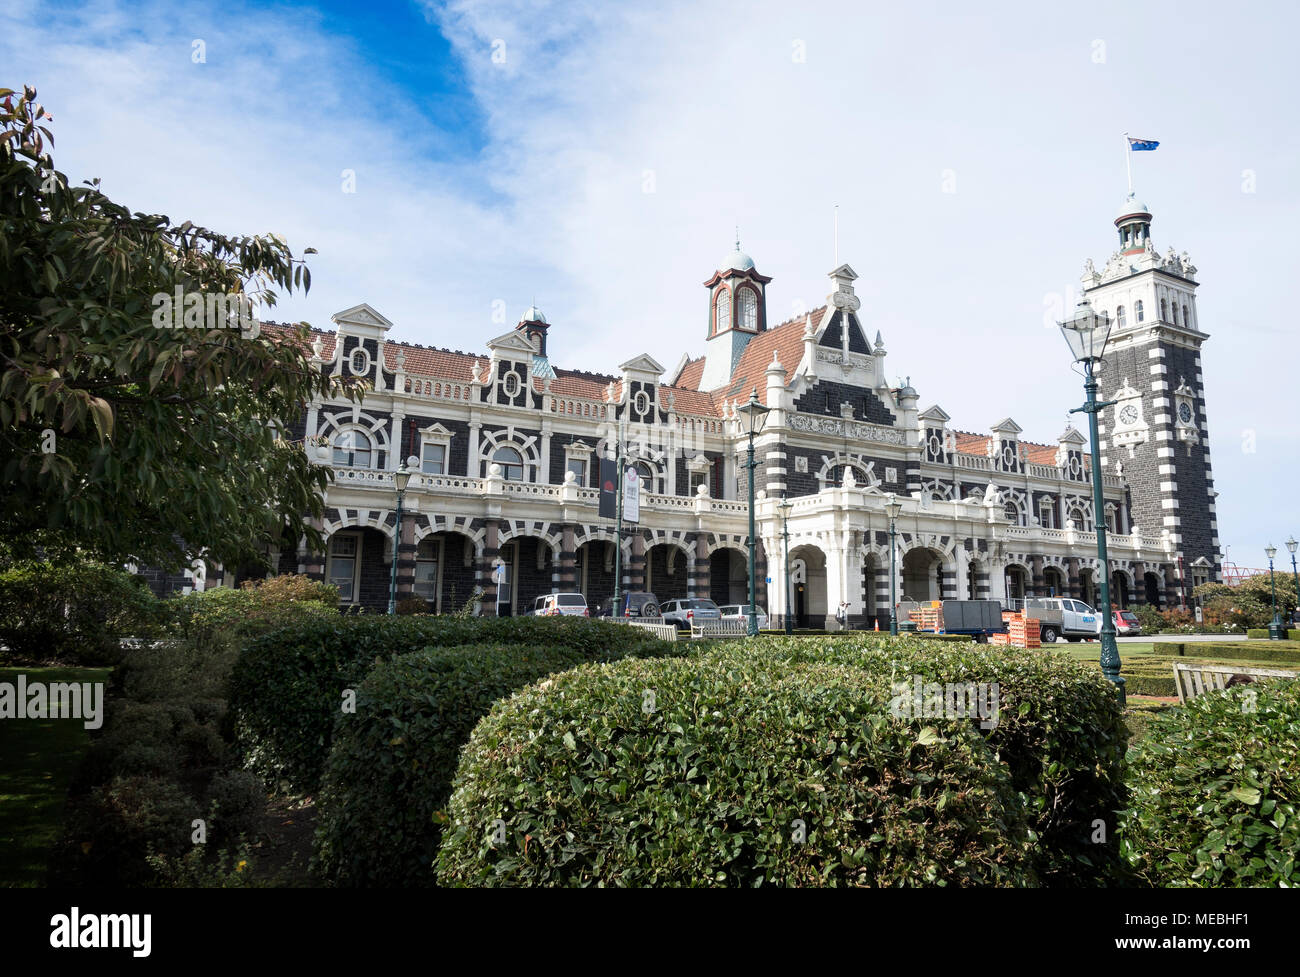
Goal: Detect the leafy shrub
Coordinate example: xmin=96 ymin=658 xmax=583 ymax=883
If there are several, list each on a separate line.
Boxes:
xmin=1129 ymin=604 xmax=1165 ymax=634
xmin=146 ymin=845 xmax=262 ymax=888
xmin=1122 ymin=680 xmax=1300 ymax=886
xmin=1247 ymin=628 xmax=1300 ymax=641
xmin=63 ymin=776 xmax=200 ymax=886
xmin=1151 ymin=641 xmax=1300 ymax=664
xmin=437 ymin=648 xmax=1035 ymax=887
xmin=0 ymin=560 xmax=161 ymax=664
xmin=179 ymin=721 xmax=227 ymax=767
xmin=395 ymin=597 xmax=428 ymax=615
xmin=1197 ymin=577 xmax=1297 ymax=630
xmin=313 ymin=638 xmax=681 ymax=886
xmin=207 ymin=769 xmax=266 ymax=843
xmin=692 ymin=636 xmax=1129 ymax=885
xmin=230 ymin=616 xmax=669 ymax=793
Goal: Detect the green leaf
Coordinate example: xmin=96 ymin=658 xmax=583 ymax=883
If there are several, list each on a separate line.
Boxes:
xmin=1229 ymin=787 xmax=1261 ymax=805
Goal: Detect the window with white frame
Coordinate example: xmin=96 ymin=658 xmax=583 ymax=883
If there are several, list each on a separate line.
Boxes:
xmin=566 ymin=457 xmax=587 ymax=483
xmin=327 ymin=534 xmax=360 ymax=602
xmin=332 ymin=429 xmax=373 ymax=468
xmin=1039 ymin=499 xmax=1055 ymax=528
xmin=414 ymin=537 xmax=440 ymax=602
xmin=714 ymin=288 xmax=731 ymax=334
xmin=350 ymin=347 xmax=370 ymax=375
xmin=492 ymin=445 xmax=525 ymax=481
xmin=737 ymin=288 xmax=758 ymax=331
xmin=634 ymin=460 xmax=655 ymax=493
xmin=688 ymin=469 xmax=708 ymax=495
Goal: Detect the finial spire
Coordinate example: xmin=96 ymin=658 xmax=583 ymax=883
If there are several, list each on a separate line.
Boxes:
xmin=735 ymin=225 xmax=740 ymax=251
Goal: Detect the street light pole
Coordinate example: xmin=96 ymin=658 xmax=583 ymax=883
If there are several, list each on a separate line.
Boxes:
xmin=612 ymin=426 xmax=624 ymax=617
xmin=1287 ymin=537 xmax=1299 ymax=631
xmin=779 ymin=495 xmax=793 ymax=635
xmin=387 ymin=460 xmax=414 ymax=615
xmin=1059 ymin=297 xmax=1125 ymax=706
xmin=736 ymin=389 xmax=771 ymax=638
xmin=885 ymin=493 xmax=903 ymax=636
xmin=1266 ymin=544 xmax=1283 ymax=640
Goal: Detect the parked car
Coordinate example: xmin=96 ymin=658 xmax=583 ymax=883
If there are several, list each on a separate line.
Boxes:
xmin=718 ymin=604 xmax=769 ymax=630
xmin=1023 ymin=597 xmax=1102 ymax=643
xmin=598 ymin=591 xmax=661 ymax=619
xmin=533 ymin=593 xmax=589 ymax=617
xmin=1114 ymin=609 xmax=1142 ymax=636
xmin=660 ymin=598 xmax=722 ymax=629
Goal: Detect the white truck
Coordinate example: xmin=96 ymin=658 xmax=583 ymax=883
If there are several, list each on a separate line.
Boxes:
xmin=1023 ymin=597 xmax=1102 ymax=644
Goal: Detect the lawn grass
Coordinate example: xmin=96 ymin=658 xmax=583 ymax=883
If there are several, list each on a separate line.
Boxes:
xmin=0 ymin=666 xmax=107 ymax=887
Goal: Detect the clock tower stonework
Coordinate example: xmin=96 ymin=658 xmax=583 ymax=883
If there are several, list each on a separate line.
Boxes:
xmin=1081 ymin=194 xmax=1221 ymax=603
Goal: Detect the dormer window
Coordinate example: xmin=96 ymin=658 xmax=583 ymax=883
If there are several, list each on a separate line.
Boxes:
xmin=1135 ymin=300 xmax=1144 ymax=323
xmin=737 ymin=288 xmax=757 ymax=331
xmin=1115 ymin=305 xmax=1126 ymax=328
xmin=350 ymin=348 xmax=370 ymax=375
xmin=714 ymin=288 xmax=731 ymax=334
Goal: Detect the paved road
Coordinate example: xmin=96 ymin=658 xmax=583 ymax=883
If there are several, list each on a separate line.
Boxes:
xmin=1042 ymin=633 xmax=1248 ymax=644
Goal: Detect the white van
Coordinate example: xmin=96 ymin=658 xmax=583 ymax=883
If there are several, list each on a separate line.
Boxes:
xmin=1024 ymin=597 xmax=1102 ymax=643
xmin=533 ymin=593 xmax=589 ymax=617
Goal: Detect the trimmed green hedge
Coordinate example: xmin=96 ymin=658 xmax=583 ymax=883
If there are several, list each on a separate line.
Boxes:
xmin=1152 ymin=641 xmax=1300 ymax=664
xmin=436 ymin=648 xmax=1035 ymax=887
xmin=313 ymin=639 xmax=683 ymax=886
xmin=1122 ymin=680 xmax=1300 ymax=886
xmin=1246 ymin=628 xmax=1300 ymax=641
xmin=690 ymin=637 xmax=1129 ymax=884
xmin=229 ymin=616 xmax=671 ymax=793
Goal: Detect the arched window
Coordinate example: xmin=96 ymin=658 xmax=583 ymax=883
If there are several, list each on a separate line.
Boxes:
xmin=1004 ymin=500 xmax=1021 ymax=525
xmin=332 ymin=430 xmax=372 ymax=468
xmin=1068 ymin=506 xmax=1089 ymax=529
xmin=737 ymin=288 xmax=758 ymax=331
xmin=714 ymin=289 xmax=731 ymax=334
xmin=1135 ymin=300 xmax=1144 ymax=323
xmin=1159 ymin=298 xmax=1167 ymax=321
xmin=492 ymin=446 xmax=524 ymax=481
xmin=634 ymin=460 xmax=655 ymax=493
xmin=1115 ymin=305 xmax=1126 ymax=328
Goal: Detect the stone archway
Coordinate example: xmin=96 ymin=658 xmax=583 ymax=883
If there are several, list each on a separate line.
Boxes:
xmin=1005 ymin=564 xmax=1029 ymax=603
xmin=901 ymin=548 xmax=943 ymax=602
xmin=1043 ymin=565 xmax=1066 ymax=598
xmin=644 ymin=542 xmax=689 ymax=603
xmin=789 ymin=544 xmax=827 ymax=628
xmin=709 ymin=547 xmax=747 ymax=606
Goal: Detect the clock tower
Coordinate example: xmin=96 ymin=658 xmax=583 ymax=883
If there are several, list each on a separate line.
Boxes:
xmin=1081 ymin=194 xmax=1221 ymax=601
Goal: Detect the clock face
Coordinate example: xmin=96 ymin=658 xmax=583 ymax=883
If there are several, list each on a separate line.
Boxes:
xmin=1179 ymin=402 xmax=1193 ymax=423
xmin=1119 ymin=404 xmax=1139 ymax=425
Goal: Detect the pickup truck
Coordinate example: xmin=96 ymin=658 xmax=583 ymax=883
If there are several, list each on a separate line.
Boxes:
xmin=1023 ymin=597 xmax=1102 ymax=644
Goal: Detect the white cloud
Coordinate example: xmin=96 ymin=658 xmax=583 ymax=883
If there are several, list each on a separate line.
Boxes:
xmin=3 ymin=0 xmax=1296 ymax=568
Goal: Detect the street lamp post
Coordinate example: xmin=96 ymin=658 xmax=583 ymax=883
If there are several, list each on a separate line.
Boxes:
xmin=885 ymin=493 xmax=903 ymax=635
xmin=612 ymin=420 xmax=626 ymax=618
xmin=387 ymin=459 xmax=415 ymax=615
xmin=1059 ymin=296 xmax=1125 ymax=706
xmin=736 ymin=388 xmax=771 ymax=637
xmin=778 ymin=495 xmax=793 ymax=635
xmin=1287 ymin=537 xmax=1299 ymax=630
xmin=1266 ymin=544 xmax=1283 ymax=640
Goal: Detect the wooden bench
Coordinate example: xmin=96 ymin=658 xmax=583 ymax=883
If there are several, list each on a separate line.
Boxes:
xmin=1172 ymin=662 xmax=1298 ymax=703
xmin=691 ymin=619 xmax=749 ymax=640
xmin=626 ymin=621 xmax=678 ymax=642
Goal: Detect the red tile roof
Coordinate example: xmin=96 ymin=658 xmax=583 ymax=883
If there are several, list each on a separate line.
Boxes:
xmin=708 ymin=308 xmax=826 ymax=406
xmin=950 ymin=429 xmax=1087 ymax=465
xmin=673 ymin=356 xmax=705 ymax=390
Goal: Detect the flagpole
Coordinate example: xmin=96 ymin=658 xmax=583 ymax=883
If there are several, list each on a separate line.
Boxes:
xmin=1123 ymin=131 xmax=1133 ymax=195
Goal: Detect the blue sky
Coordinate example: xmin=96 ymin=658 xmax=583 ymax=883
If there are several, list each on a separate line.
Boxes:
xmin=3 ymin=0 xmax=1297 ymax=573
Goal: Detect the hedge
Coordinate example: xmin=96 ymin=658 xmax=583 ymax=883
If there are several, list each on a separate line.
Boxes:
xmin=229 ymin=616 xmax=671 ymax=793
xmin=692 ymin=637 xmax=1130 ymax=885
xmin=1121 ymin=680 xmax=1300 ymax=886
xmin=1246 ymin=628 xmax=1300 ymax=641
xmin=1152 ymin=641 xmax=1300 ymax=664
xmin=436 ymin=648 xmax=1036 ymax=887
xmin=313 ymin=639 xmax=684 ymax=886
xmin=0 ymin=561 xmax=161 ymax=664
